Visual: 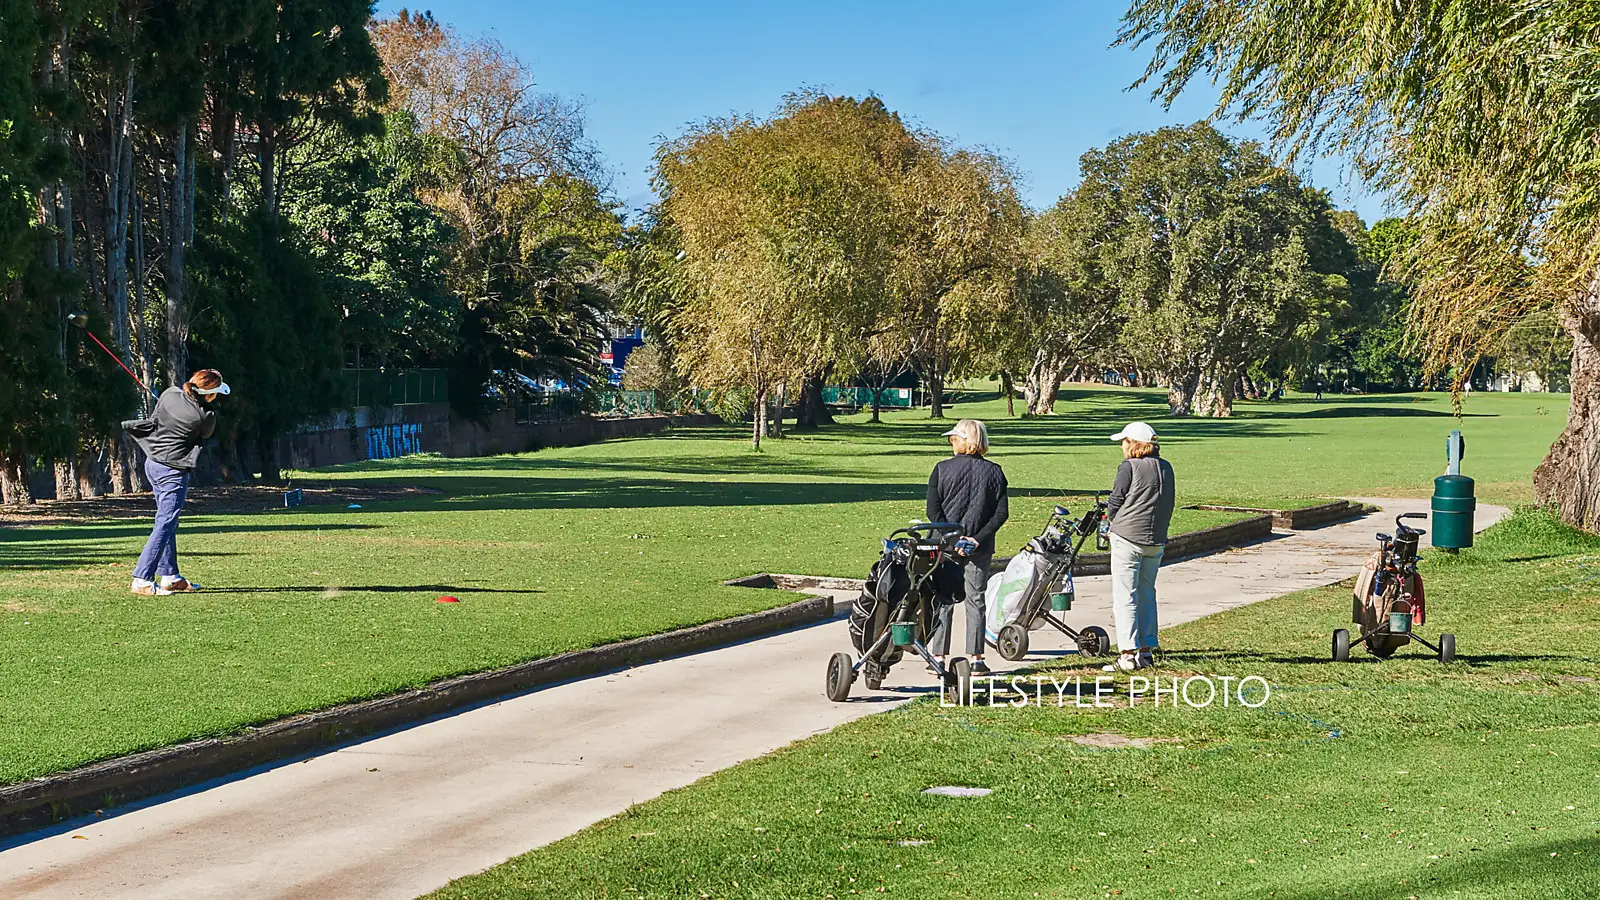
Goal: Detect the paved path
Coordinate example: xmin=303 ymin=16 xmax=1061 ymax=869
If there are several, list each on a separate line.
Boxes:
xmin=0 ymin=498 xmax=1506 ymax=899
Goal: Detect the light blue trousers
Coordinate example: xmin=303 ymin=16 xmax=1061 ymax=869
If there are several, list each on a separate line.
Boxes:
xmin=1109 ymin=533 xmax=1163 ymax=653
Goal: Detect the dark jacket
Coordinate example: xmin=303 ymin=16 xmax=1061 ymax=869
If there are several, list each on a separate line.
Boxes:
xmin=1106 ymin=453 xmax=1176 ymax=545
xmin=926 ymin=453 xmax=1009 ymax=557
xmin=123 ymin=387 xmax=217 ymax=471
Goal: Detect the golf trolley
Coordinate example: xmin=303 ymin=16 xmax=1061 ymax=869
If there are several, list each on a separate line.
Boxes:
xmin=990 ymin=496 xmax=1114 ymax=661
xmin=1334 ymin=512 xmax=1457 ymax=663
xmin=826 ymin=522 xmax=973 ymax=704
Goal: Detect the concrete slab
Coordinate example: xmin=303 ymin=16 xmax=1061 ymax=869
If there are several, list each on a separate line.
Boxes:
xmin=0 ymin=497 xmax=1507 ymax=899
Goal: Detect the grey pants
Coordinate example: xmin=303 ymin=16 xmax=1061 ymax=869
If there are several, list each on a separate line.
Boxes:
xmin=931 ymin=554 xmax=991 ymax=657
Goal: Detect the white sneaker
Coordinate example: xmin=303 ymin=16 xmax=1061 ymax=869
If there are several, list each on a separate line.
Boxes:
xmin=131 ymin=579 xmax=173 ymax=597
xmin=159 ymin=575 xmax=200 ymax=592
xmin=1101 ymin=655 xmax=1141 ymax=673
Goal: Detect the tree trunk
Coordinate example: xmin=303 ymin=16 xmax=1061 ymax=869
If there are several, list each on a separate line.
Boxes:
xmin=55 ymin=459 xmax=81 ymax=501
xmin=165 ymin=124 xmax=191 ymax=386
xmin=2 ymin=458 xmax=35 ymax=505
xmin=794 ymin=377 xmax=834 ymax=429
xmin=1535 ymin=284 xmax=1600 ymax=528
xmin=751 ymin=390 xmax=766 ymax=450
xmin=77 ymin=448 xmax=104 ymax=499
xmin=1168 ymin=366 xmax=1200 ymax=416
xmin=257 ymin=434 xmax=282 ymax=484
xmin=929 ymin=369 xmax=945 ymax=418
xmin=1000 ymin=370 xmax=1015 ymax=417
xmin=1024 ymin=350 xmax=1066 ymax=416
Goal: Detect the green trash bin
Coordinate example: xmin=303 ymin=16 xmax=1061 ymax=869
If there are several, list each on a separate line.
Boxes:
xmin=1431 ymin=474 xmax=1476 ymax=551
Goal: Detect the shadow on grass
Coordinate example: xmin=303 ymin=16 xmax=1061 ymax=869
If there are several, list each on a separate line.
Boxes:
xmin=0 ymin=523 xmax=377 ymax=569
xmin=200 ymin=584 xmax=547 ymax=595
xmin=1262 ymin=835 xmax=1598 ymax=900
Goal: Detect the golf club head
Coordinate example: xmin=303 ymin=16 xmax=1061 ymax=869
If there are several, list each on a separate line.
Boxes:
xmin=67 ymin=311 xmax=89 ymax=328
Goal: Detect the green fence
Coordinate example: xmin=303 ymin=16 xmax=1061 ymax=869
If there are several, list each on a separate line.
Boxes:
xmin=595 ymin=390 xmax=658 ymax=417
xmin=822 ymin=386 xmax=914 ymax=408
xmin=343 ymin=369 xmax=448 ymax=406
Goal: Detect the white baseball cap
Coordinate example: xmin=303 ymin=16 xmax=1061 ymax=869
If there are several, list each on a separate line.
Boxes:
xmin=1110 ymin=421 xmax=1156 ymax=442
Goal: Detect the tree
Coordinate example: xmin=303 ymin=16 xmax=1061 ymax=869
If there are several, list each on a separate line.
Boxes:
xmin=1119 ymin=1 xmax=1600 ymax=523
xmin=1076 ymin=123 xmax=1338 ymax=416
xmin=655 ymin=94 xmax=913 ymax=447
xmin=371 ymin=10 xmax=615 ymax=416
xmin=888 ymin=144 xmax=1026 ymax=418
xmin=278 ymin=110 xmax=457 ymax=369
xmin=1017 ymin=195 xmax=1122 ymax=415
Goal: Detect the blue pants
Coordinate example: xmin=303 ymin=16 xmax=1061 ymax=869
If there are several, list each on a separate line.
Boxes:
xmin=133 ymin=459 xmax=190 ymax=582
xmin=1109 ymin=533 xmax=1164 ymax=653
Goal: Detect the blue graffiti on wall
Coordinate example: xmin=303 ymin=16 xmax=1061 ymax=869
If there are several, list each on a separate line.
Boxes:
xmin=366 ymin=423 xmax=423 ymax=460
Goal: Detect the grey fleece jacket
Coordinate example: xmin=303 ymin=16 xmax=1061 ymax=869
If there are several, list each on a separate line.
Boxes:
xmin=1106 ymin=453 xmax=1176 ymax=546
xmin=123 ymin=387 xmax=217 ymax=471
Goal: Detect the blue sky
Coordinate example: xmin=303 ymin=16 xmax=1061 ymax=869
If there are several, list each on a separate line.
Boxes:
xmin=378 ymin=0 xmax=1391 ymax=224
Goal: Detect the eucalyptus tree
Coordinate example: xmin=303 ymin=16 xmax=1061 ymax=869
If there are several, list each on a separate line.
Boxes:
xmin=1018 ymin=193 xmax=1122 ymax=415
xmin=1076 ymin=123 xmax=1337 ymax=416
xmin=1120 ymin=0 xmax=1600 ymax=522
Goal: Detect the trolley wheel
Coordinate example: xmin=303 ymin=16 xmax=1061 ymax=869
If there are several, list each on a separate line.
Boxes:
xmin=996 ymin=623 xmax=1029 ymax=661
xmin=1438 ymin=632 xmax=1456 ymax=663
xmin=825 ymin=652 xmax=854 ymax=702
xmin=1078 ymin=625 xmax=1111 ymax=658
xmin=945 ymin=657 xmax=973 ymax=706
xmin=1332 ymin=628 xmax=1350 ymax=662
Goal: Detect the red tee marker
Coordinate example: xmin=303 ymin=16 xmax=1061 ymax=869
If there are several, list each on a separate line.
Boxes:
xmin=436 ymin=596 xmax=460 ymax=603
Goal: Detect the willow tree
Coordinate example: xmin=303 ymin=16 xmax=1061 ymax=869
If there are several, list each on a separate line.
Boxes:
xmin=656 ymin=94 xmax=913 ymax=448
xmin=1122 ymin=0 xmax=1600 ymax=524
xmin=889 ymin=145 xmax=1026 ymax=419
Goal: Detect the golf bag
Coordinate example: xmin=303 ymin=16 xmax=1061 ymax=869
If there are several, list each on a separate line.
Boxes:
xmin=850 ymin=548 xmax=960 ymax=659
xmin=983 ymin=541 xmax=1055 ymax=645
xmin=1353 ymin=549 xmax=1426 ymax=662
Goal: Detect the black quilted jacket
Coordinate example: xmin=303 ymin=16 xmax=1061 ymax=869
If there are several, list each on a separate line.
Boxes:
xmin=926 ymin=454 xmax=1009 ymax=557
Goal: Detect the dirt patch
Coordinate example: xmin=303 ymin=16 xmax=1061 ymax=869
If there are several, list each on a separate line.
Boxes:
xmin=1060 ymin=732 xmax=1174 ymax=750
xmin=0 ymin=483 xmax=440 ymax=527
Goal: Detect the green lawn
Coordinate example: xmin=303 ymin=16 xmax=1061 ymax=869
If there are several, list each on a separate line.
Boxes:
xmin=0 ymin=387 xmax=1566 ymax=786
xmin=428 ymin=508 xmax=1600 ymax=900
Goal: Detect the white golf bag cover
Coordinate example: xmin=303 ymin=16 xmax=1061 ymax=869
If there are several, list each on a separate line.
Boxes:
xmin=984 ymin=544 xmax=1052 ymax=645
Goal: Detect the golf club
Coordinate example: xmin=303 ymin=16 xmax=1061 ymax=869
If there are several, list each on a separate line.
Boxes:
xmin=67 ymin=310 xmax=159 ymax=400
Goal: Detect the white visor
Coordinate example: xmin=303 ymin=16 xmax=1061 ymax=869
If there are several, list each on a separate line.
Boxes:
xmin=196 ymin=382 xmax=231 ymax=396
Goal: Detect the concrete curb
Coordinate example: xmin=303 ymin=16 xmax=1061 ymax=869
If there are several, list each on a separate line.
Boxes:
xmin=0 ymin=594 xmax=833 ymax=840
xmin=1186 ymin=499 xmax=1363 ymax=530
xmin=1063 ymin=514 xmax=1275 ymax=576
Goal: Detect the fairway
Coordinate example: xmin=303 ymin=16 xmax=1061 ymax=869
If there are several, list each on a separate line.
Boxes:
xmin=0 ymin=388 xmax=1565 ymax=786
xmin=428 ymin=508 xmax=1600 ymax=900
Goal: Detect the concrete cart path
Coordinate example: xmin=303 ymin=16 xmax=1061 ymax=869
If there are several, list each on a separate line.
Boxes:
xmin=0 ymin=498 xmax=1506 ymax=899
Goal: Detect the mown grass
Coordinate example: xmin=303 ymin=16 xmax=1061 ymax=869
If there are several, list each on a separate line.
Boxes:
xmin=428 ymin=507 xmax=1600 ymax=900
xmin=0 ymin=387 xmax=1566 ymax=785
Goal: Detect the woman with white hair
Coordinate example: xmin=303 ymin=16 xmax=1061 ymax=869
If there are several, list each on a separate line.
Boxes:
xmin=926 ymin=418 xmax=1009 ymax=675
xmin=1102 ymin=421 xmax=1175 ymax=672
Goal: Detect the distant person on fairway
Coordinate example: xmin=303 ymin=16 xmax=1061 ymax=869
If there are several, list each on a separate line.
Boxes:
xmin=1103 ymin=421 xmax=1175 ymax=672
xmin=927 ymin=418 xmax=1008 ymax=675
xmin=122 ymin=369 xmax=230 ymax=596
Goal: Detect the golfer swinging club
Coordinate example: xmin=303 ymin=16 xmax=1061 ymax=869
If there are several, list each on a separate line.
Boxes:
xmin=122 ymin=369 xmax=230 ymax=596
xmin=927 ymin=418 xmax=1008 ymax=675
